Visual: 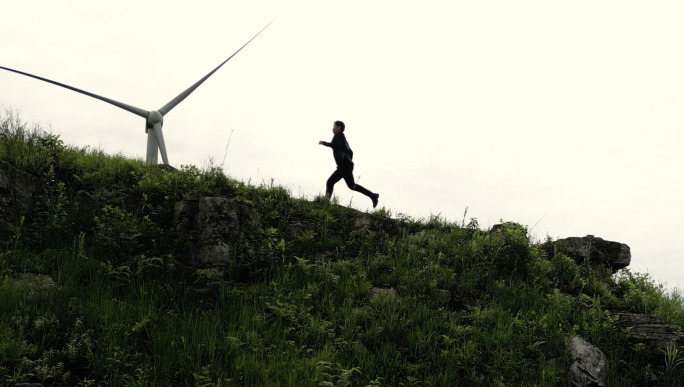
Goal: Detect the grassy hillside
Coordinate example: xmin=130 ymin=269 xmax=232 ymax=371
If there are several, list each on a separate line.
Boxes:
xmin=1 ymin=110 xmax=683 ymax=387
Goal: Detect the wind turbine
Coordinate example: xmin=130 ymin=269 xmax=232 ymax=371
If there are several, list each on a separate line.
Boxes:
xmin=0 ymin=21 xmax=273 ymax=166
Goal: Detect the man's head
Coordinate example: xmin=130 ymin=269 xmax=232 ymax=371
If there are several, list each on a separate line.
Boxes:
xmin=333 ymin=120 xmax=345 ymax=134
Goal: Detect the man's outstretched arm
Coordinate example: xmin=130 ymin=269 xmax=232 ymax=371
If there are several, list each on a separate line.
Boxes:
xmin=318 ymin=134 xmax=346 ymax=150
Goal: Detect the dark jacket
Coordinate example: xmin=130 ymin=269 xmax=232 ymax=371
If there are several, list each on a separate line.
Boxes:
xmin=322 ymin=132 xmax=354 ymax=168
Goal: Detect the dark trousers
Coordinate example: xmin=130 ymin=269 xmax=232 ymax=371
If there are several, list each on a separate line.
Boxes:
xmin=326 ymin=166 xmax=373 ymax=198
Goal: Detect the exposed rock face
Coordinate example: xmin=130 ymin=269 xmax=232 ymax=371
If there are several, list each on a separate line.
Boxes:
xmin=568 ymin=336 xmax=608 ymax=387
xmin=352 ymin=213 xmax=398 ymax=235
xmin=371 ymin=287 xmax=396 ymax=299
xmin=174 ymin=191 xmax=260 ymax=271
xmin=11 ymin=273 xmax=58 ymax=300
xmin=617 ymin=313 xmax=684 ymax=359
xmin=554 ymin=235 xmax=630 ymax=278
xmin=285 ymin=219 xmax=316 ymax=240
xmin=0 ymin=160 xmax=38 ymax=240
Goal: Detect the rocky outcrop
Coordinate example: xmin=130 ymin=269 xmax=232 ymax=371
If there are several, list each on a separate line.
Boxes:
xmin=554 ymin=235 xmax=631 ymax=278
xmin=174 ymin=191 xmax=260 ymax=271
xmin=568 ymin=336 xmax=608 ymax=387
xmin=285 ymin=218 xmax=316 ymax=240
xmin=351 ymin=213 xmax=398 ymax=236
xmin=11 ymin=273 xmax=58 ymax=300
xmin=617 ymin=313 xmax=684 ymax=359
xmin=0 ymin=160 xmax=38 ymax=240
xmin=371 ymin=287 xmax=396 ymax=299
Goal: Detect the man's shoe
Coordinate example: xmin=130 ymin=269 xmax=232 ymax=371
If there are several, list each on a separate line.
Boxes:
xmin=371 ymin=193 xmax=380 ymax=209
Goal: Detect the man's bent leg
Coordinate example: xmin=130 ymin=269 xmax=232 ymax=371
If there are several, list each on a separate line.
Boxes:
xmin=326 ymin=169 xmax=344 ymax=198
xmin=341 ymin=169 xmax=374 ymax=198
xmin=353 ymin=184 xmax=374 ymax=198
xmin=341 ymin=168 xmax=379 ymax=207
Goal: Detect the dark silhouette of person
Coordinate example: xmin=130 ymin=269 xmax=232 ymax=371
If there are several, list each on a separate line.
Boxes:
xmin=319 ymin=120 xmax=380 ymax=208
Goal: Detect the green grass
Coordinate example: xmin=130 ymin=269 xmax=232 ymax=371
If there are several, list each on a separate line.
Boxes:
xmin=1 ymin=109 xmax=683 ymax=386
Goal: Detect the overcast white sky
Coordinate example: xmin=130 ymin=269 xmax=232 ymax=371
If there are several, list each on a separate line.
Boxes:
xmin=2 ymin=1 xmax=683 ymax=292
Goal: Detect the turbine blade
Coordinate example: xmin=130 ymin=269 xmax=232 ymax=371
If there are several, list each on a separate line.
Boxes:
xmin=0 ymin=65 xmax=149 ymax=118
xmin=153 ymin=122 xmax=170 ymax=165
xmin=157 ymin=19 xmax=275 ymax=116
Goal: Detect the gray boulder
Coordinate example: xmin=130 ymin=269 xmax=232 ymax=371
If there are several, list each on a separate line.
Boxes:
xmin=617 ymin=313 xmax=684 ymax=360
xmin=554 ymin=235 xmax=630 ymax=278
xmin=174 ymin=191 xmax=260 ymax=271
xmin=10 ymin=273 xmax=58 ymax=300
xmin=568 ymin=336 xmax=608 ymax=387
xmin=0 ymin=160 xmax=38 ymax=240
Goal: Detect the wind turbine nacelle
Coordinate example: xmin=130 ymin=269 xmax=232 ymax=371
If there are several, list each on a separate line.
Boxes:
xmin=146 ymin=110 xmax=163 ymax=133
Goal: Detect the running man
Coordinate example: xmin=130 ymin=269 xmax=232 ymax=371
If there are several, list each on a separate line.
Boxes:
xmin=319 ymin=120 xmax=380 ymax=208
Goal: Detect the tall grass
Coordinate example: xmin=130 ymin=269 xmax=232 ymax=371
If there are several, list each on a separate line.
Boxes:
xmin=1 ymin=110 xmax=683 ymax=386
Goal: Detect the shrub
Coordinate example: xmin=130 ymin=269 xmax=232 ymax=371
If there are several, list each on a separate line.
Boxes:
xmin=489 ymin=222 xmax=534 ymax=281
xmin=548 ymin=253 xmax=581 ymax=291
xmin=614 ymin=269 xmax=664 ymax=314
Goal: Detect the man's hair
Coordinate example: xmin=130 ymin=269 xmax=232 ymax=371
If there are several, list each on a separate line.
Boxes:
xmin=334 ymin=120 xmax=345 ymax=131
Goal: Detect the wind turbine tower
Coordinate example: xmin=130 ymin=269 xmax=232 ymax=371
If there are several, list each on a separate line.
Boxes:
xmin=0 ymin=21 xmax=274 ymax=166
